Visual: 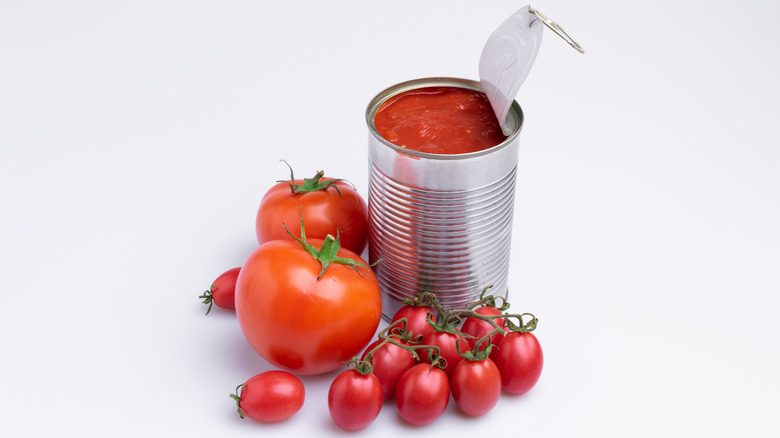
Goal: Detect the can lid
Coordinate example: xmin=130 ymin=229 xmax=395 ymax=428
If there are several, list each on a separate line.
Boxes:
xmin=479 ymin=5 xmax=584 ymax=135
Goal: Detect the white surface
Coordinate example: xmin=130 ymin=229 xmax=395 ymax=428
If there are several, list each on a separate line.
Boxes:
xmin=2 ymin=1 xmax=779 ymax=436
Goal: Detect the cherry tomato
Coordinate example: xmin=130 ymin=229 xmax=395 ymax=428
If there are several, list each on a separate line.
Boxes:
xmin=419 ymin=330 xmax=469 ymax=378
xmin=450 ymin=358 xmax=502 ymax=416
xmin=395 ymin=363 xmax=450 ymax=426
xmin=361 ymin=338 xmax=415 ymax=400
xmin=328 ymin=369 xmax=383 ymax=431
xmin=461 ymin=305 xmax=506 ymax=352
xmin=235 ymin=238 xmax=381 ymax=375
xmin=390 ymin=304 xmax=435 ymax=339
xmin=492 ymin=331 xmax=544 ymax=395
xmin=199 ymin=267 xmax=240 ymax=315
xmin=255 ymin=167 xmax=368 ymax=254
xmin=230 ymin=370 xmax=304 ymax=423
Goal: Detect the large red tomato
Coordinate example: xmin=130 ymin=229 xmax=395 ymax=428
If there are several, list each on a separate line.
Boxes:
xmin=235 ymin=237 xmax=381 ymax=375
xmin=255 ymin=168 xmax=369 ymax=255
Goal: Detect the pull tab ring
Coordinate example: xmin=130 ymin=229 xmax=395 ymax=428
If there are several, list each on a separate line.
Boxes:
xmin=529 ymin=7 xmax=585 ymax=54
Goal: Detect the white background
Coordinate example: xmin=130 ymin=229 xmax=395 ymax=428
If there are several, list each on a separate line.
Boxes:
xmin=2 ymin=1 xmax=779 ymax=436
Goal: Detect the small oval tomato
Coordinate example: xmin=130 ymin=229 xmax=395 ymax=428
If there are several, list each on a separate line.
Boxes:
xmin=395 ymin=363 xmax=450 ymax=426
xmin=328 ymin=369 xmax=383 ymax=431
xmin=235 ymin=237 xmax=381 ymax=375
xmin=451 ymin=358 xmax=502 ymax=416
xmin=492 ymin=331 xmax=544 ymax=395
xmin=199 ymin=267 xmax=241 ymax=314
xmin=255 ymin=166 xmax=368 ymax=254
xmin=390 ymin=304 xmax=435 ymax=339
xmin=461 ymin=305 xmax=506 ymax=352
xmin=361 ymin=338 xmax=415 ymax=400
xmin=419 ymin=330 xmax=469 ymax=378
xmin=231 ymin=371 xmax=304 ymax=423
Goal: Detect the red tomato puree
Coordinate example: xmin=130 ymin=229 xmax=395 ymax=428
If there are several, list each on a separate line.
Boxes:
xmin=373 ymin=86 xmax=507 ymax=154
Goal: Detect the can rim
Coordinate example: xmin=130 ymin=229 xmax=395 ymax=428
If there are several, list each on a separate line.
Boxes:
xmin=365 ymin=77 xmax=524 ymax=160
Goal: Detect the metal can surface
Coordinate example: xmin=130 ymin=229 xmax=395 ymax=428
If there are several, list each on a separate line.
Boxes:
xmin=365 ymin=77 xmax=523 ymax=319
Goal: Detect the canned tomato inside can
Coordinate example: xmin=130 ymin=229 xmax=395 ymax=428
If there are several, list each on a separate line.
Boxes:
xmin=365 ymin=77 xmax=523 ymax=319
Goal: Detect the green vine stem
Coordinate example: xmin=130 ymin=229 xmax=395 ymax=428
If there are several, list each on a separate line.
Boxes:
xmin=456 ymin=335 xmax=494 ymax=361
xmin=464 ymin=285 xmax=510 ymax=312
xmin=401 ymin=291 xmax=439 ymax=308
xmin=415 ymin=290 xmax=538 ymax=360
xmin=352 ymin=318 xmax=447 ymax=375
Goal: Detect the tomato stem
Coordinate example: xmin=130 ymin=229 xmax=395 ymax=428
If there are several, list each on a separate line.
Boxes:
xmin=360 ymin=318 xmax=447 ymax=371
xmin=276 ymin=159 xmax=354 ymax=195
xmin=229 ymin=383 xmax=246 ymax=419
xmin=413 ymin=291 xmax=539 ymax=360
xmin=283 ymin=208 xmax=379 ymax=280
xmin=401 ymin=291 xmax=438 ymax=308
xmin=346 ymin=357 xmax=374 ymax=375
xmin=465 ymin=285 xmax=510 ymax=312
xmin=456 ymin=335 xmax=494 ymax=361
xmin=198 ymin=285 xmax=215 ymax=315
xmin=504 ymin=313 xmax=538 ymax=333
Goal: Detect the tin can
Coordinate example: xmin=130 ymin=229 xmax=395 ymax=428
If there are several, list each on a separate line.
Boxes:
xmin=365 ymin=77 xmax=524 ymax=319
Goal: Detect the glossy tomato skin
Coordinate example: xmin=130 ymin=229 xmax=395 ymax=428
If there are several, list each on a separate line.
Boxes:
xmin=255 ymin=179 xmax=369 ymax=255
xmin=461 ymin=306 xmax=506 ymax=353
xmin=209 ymin=267 xmax=241 ymax=310
xmin=390 ymin=305 xmax=435 ymax=339
xmin=328 ymin=369 xmax=383 ymax=431
xmin=235 ymin=239 xmax=381 ymax=375
xmin=451 ymin=358 xmax=502 ymax=416
xmin=237 ymin=371 xmax=304 ymax=423
xmin=198 ymin=267 xmax=241 ymax=315
xmin=395 ymin=364 xmax=450 ymax=426
xmin=419 ymin=330 xmax=469 ymax=378
xmin=361 ymin=339 xmax=415 ymax=400
xmin=493 ymin=331 xmax=544 ymax=395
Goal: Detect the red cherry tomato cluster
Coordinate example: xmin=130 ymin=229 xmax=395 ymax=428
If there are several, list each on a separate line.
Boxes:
xmin=326 ymin=290 xmax=543 ymax=430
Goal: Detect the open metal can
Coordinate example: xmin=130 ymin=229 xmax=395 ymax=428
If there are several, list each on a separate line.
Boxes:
xmin=365 ymin=77 xmax=524 ymax=319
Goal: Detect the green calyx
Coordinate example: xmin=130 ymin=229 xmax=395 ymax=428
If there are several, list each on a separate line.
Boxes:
xmin=284 ymin=208 xmax=378 ymax=280
xmin=504 ymin=313 xmax=538 ymax=333
xmin=229 ymin=384 xmax=246 ymax=419
xmin=363 ymin=318 xmax=445 ymax=369
xmin=198 ymin=285 xmax=215 ymax=315
xmin=457 ymin=336 xmax=494 ymax=362
xmin=466 ymin=285 xmax=510 ymax=312
xmin=425 ymin=311 xmax=472 ymax=339
xmin=346 ymin=357 xmax=374 ymax=376
xmin=277 ymin=159 xmax=350 ymax=195
xmin=401 ymin=291 xmax=438 ymax=308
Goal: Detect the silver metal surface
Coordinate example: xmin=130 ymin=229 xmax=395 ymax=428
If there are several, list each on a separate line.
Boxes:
xmin=529 ymin=6 xmax=585 ymax=54
xmin=366 ymin=78 xmax=523 ymax=318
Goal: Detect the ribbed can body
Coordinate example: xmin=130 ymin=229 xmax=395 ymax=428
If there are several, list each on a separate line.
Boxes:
xmin=366 ymin=78 xmax=524 ymax=318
